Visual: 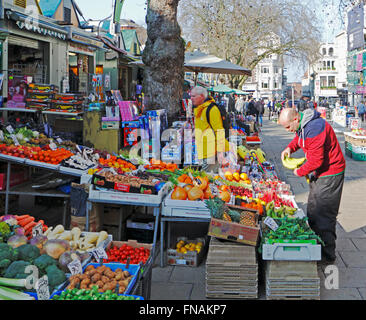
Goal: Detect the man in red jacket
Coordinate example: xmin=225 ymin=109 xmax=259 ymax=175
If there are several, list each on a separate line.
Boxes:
xmin=279 ymin=108 xmax=346 ymax=264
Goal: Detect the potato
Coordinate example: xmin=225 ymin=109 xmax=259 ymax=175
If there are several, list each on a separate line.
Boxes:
xmin=91 ymin=273 xmax=101 ymax=283
xmin=85 ymin=265 xmax=95 ymax=272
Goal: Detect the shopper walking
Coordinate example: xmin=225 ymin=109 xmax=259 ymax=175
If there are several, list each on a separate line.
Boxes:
xmin=357 ymin=100 xmax=366 ymax=122
xmin=279 ymin=108 xmax=346 ymax=264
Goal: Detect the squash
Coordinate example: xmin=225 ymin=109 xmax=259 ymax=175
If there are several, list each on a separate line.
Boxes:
xmin=183 ymin=184 xmax=194 ymax=193
xmin=193 ymin=176 xmax=208 ymax=191
xmin=219 ymin=191 xmax=231 ymax=203
xmin=187 ymin=187 xmax=204 ymax=201
xmin=204 ymin=186 xmax=214 ymax=199
xmin=171 ymin=186 xmax=187 ymax=200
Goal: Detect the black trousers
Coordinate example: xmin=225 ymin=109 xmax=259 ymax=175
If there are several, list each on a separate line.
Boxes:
xmin=307 ymin=172 xmax=345 ymax=261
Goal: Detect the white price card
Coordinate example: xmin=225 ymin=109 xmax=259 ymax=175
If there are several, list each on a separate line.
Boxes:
xmin=32 ymin=223 xmax=43 ymax=237
xmin=56 ymin=138 xmax=63 ymax=144
xmin=67 ymin=259 xmax=83 ymax=275
xmin=10 ymin=134 xmax=20 ymax=146
xmin=0 ymin=130 xmax=4 ymax=141
xmin=36 ymin=276 xmax=50 ymax=300
xmin=6 ymin=125 xmax=14 ymax=134
xmin=263 ymin=216 xmax=279 ymax=231
xmin=49 ymin=142 xmax=57 ymax=151
xmin=91 ymin=247 xmax=108 ymax=260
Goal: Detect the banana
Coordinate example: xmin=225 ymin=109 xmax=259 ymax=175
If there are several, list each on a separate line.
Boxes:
xmin=238 ymin=145 xmax=249 ymax=159
xmin=255 ymin=148 xmax=266 ymax=163
xmin=282 ymin=156 xmax=306 ymax=170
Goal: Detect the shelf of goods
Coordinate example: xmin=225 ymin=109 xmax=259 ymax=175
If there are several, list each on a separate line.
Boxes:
xmin=206 ymin=237 xmax=258 ymax=299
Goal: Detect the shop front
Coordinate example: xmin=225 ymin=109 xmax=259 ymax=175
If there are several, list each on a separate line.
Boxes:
xmin=66 ymin=29 xmax=105 ymax=95
xmin=1 ymin=7 xmax=68 ymax=107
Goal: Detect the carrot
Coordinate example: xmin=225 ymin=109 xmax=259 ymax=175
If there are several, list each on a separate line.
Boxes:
xmin=16 ymin=215 xmax=31 ymax=222
xmin=23 ymin=221 xmax=37 ymax=231
xmin=18 ymin=217 xmax=35 ymax=227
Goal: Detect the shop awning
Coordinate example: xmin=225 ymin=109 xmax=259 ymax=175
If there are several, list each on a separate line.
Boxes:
xmin=208 ymin=84 xmax=235 ymax=94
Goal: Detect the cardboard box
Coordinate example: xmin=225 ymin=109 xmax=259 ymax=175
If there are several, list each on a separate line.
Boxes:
xmin=167 ymin=237 xmax=206 ymax=267
xmin=208 ymin=217 xmax=260 ymax=246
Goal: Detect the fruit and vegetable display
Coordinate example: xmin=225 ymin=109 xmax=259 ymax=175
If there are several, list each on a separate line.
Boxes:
xmin=98 ymin=155 xmax=137 ymax=173
xmin=51 ymin=288 xmax=142 ymax=300
xmin=265 ymin=200 xmax=297 ymax=219
xmin=66 ymin=264 xmax=133 ymax=294
xmin=102 ymin=244 xmax=151 ymax=265
xmin=43 ymin=226 xmax=109 ymax=252
xmin=259 ymin=216 xmax=325 ymax=250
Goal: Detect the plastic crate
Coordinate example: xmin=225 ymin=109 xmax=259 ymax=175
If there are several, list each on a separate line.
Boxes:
xmin=50 ymin=290 xmax=144 ymax=300
xmin=262 ymin=242 xmax=321 ymax=261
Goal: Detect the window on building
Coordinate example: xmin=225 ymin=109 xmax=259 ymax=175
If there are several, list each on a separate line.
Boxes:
xmin=323 ymin=61 xmax=326 ymax=69
xmin=327 ymin=61 xmax=331 ymax=69
xmin=322 ymin=48 xmax=326 ymax=55
xmin=274 ymin=67 xmax=280 ymax=74
xmin=332 ymin=61 xmax=335 ymax=69
xmin=274 ymin=81 xmax=279 ymax=89
xmin=261 ymin=66 xmax=269 ymax=73
xmin=262 ymin=82 xmax=269 ymax=89
xmin=320 ymin=76 xmax=327 ymax=88
xmin=329 ymin=47 xmax=334 ymax=56
xmin=328 ymin=76 xmax=335 ymax=87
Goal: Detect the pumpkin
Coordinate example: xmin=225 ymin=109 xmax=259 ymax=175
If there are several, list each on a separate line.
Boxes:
xmin=187 ymin=186 xmax=204 ymax=201
xmin=171 ymin=186 xmax=187 ymax=200
xmin=219 ymin=191 xmax=231 ymax=203
xmin=183 ymin=184 xmax=194 ymax=193
xmin=194 ymin=176 xmax=208 ymax=191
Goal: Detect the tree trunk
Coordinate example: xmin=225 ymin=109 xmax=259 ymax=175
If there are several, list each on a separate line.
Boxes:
xmin=142 ymin=0 xmax=185 ymax=124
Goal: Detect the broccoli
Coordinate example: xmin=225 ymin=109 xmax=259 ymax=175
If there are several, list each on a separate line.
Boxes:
xmin=45 ymin=264 xmax=66 ymax=289
xmin=0 ymin=243 xmax=18 ymax=272
xmin=17 ymin=244 xmax=40 ymax=262
xmin=3 ymin=260 xmax=31 ymax=279
xmin=34 ymin=254 xmax=57 ymax=275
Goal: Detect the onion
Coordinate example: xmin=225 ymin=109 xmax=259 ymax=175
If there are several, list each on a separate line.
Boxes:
xmin=7 ymin=235 xmax=28 ymax=248
xmin=43 ymin=239 xmax=70 ymax=260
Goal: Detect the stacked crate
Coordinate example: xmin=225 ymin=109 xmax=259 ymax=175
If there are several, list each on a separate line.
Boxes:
xmin=206 ymin=237 xmax=258 ymax=299
xmin=265 ymin=261 xmax=320 ymax=300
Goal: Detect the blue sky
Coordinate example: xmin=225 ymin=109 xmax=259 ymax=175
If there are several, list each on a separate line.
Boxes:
xmin=75 ymin=0 xmax=146 ymax=25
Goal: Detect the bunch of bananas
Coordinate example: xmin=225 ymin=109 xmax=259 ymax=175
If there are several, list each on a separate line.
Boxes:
xmin=282 ymin=155 xmax=306 ymax=170
xmin=265 ymin=201 xmax=297 ymax=219
xmin=238 ymin=145 xmax=250 ymax=159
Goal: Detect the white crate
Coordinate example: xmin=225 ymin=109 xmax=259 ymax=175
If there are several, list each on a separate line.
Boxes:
xmin=88 ymin=181 xmax=172 ymax=205
xmin=162 ymin=203 xmax=211 ymax=218
xmin=262 ymin=243 xmax=321 ymax=261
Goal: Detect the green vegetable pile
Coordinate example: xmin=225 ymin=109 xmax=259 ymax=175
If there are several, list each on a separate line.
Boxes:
xmin=0 ymin=222 xmax=11 ymax=243
xmin=258 ymin=217 xmax=325 ymax=253
xmin=52 ymin=287 xmax=142 ymax=300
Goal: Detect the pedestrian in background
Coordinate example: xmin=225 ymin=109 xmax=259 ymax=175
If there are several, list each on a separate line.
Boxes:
xmin=357 ymin=100 xmax=366 ymax=122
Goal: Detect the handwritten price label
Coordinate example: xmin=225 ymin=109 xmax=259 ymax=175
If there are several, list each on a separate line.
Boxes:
xmin=91 ymin=247 xmax=108 ymax=260
xmin=32 ymin=223 xmax=43 ymax=237
xmin=67 ymin=259 xmax=83 ymax=275
xmin=263 ymin=216 xmax=279 ymax=231
xmin=10 ymin=134 xmax=20 ymax=146
xmin=6 ymin=125 xmax=14 ymax=134
xmin=36 ymin=276 xmax=50 ymax=300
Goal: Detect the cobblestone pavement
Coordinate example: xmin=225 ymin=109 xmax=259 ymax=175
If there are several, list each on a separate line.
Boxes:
xmin=150 ymin=113 xmax=366 ymax=300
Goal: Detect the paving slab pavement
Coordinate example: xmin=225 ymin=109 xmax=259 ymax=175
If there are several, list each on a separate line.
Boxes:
xmin=150 ymin=114 xmax=366 ymax=300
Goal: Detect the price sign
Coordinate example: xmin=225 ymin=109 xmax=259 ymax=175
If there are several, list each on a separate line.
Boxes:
xmin=6 ymin=125 xmax=14 ymax=134
xmin=56 ymin=138 xmax=63 ymax=144
xmin=36 ymin=276 xmax=50 ymax=300
xmin=263 ymin=216 xmax=279 ymax=231
xmin=0 ymin=130 xmax=4 ymax=141
xmin=49 ymin=142 xmax=57 ymax=151
xmin=10 ymin=134 xmax=19 ymax=146
xmin=350 ymin=117 xmax=361 ymax=130
xmin=32 ymin=223 xmax=43 ymax=237
xmin=67 ymin=259 xmax=83 ymax=275
xmin=91 ymin=247 xmax=108 ymax=261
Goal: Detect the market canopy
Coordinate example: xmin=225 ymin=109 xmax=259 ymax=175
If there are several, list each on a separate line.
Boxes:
xmin=232 ymin=88 xmax=248 ymax=95
xmin=208 ymin=84 xmax=235 ymax=94
xmin=184 ymin=50 xmax=252 ymax=77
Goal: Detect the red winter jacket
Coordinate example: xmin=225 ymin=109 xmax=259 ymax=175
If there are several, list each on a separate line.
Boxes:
xmin=287 ymin=109 xmax=346 ymax=178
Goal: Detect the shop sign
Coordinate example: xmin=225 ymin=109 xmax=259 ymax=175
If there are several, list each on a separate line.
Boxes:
xmin=69 ymin=43 xmax=95 ymax=55
xmin=349 ymin=117 xmax=361 ymax=130
xmin=356 ymin=86 xmax=366 ymax=94
xmin=16 ymin=21 xmax=66 ymax=40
